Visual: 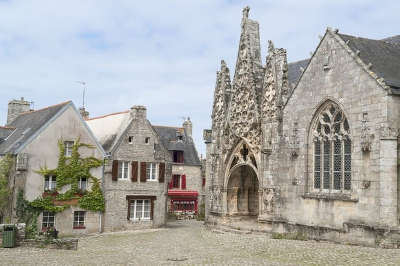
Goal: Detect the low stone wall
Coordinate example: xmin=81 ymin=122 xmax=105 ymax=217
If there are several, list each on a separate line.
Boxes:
xmin=19 ymin=238 xmax=78 ymax=250
xmin=207 ymin=215 xmax=400 ymax=249
xmin=0 ymin=223 xmax=26 ymax=246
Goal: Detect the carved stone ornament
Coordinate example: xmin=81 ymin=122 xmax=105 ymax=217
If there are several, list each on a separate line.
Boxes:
xmin=229 ymin=143 xmax=258 ymax=170
xmin=211 ymin=61 xmax=231 ymax=131
xmin=360 ymin=114 xmax=373 ymax=152
xmin=313 ymin=102 xmax=350 ymax=141
xmin=378 ymin=124 xmax=398 ymax=140
xmin=262 ymin=187 xmax=277 ymax=214
xmin=209 ymin=185 xmax=222 ymax=212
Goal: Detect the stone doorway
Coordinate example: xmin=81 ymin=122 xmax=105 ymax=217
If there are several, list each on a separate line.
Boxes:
xmin=227 ymin=165 xmax=259 ymax=217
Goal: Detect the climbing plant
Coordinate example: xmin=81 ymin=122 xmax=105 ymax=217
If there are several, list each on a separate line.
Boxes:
xmin=32 ymin=138 xmax=104 ymax=212
xmin=0 ymin=154 xmax=13 ymax=220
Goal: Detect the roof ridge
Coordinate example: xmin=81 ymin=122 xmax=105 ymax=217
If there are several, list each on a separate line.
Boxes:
xmin=18 ymin=101 xmax=71 ymax=116
xmin=153 ymin=125 xmax=184 ymax=130
xmin=339 ymin=33 xmax=400 ymax=48
xmin=288 ymin=58 xmax=309 ymax=65
xmin=87 ymin=110 xmax=129 ymax=121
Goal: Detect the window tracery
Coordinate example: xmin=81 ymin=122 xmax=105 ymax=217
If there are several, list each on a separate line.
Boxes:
xmin=312 ymin=102 xmax=351 ymax=191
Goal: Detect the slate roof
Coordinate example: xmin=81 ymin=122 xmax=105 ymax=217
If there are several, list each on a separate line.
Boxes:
xmin=287 ymin=59 xmax=310 ymax=87
xmin=338 ymin=33 xmax=400 ymax=89
xmin=382 ymin=35 xmax=400 ymax=45
xmin=152 ymin=125 xmax=201 ymax=166
xmin=0 ymin=101 xmax=70 ymax=154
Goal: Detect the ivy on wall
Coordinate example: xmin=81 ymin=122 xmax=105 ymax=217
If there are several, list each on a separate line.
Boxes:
xmin=31 ymin=138 xmax=104 ymax=213
xmin=0 ymin=154 xmax=13 ymax=220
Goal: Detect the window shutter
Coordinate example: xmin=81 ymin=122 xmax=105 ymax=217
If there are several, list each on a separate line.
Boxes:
xmin=168 ymin=180 xmax=173 ymax=189
xmin=112 ymin=160 xmax=118 ymax=181
xmin=131 ymin=161 xmax=138 ymax=182
xmin=158 ymin=163 xmax=165 ymax=183
xmin=181 ymin=174 xmax=186 ymax=189
xmin=140 ymin=162 xmax=147 ymax=182
xmin=179 ymin=152 xmax=184 ymax=163
xmin=150 ymin=199 xmax=154 ymax=220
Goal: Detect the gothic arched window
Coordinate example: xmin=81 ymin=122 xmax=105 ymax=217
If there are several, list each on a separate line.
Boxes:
xmin=313 ymin=102 xmax=351 ymax=191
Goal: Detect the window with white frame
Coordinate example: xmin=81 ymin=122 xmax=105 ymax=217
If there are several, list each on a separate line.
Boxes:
xmin=146 ymin=163 xmax=157 ymax=181
xmin=129 ymin=199 xmax=151 ymax=220
xmin=64 ymin=141 xmax=74 ymax=157
xmin=73 ymin=211 xmax=85 ymax=228
xmin=118 ymin=161 xmax=129 ymax=179
xmin=44 ymin=176 xmax=57 ymax=191
xmin=313 ymin=102 xmax=351 ymax=191
xmin=79 ymin=177 xmax=87 ymax=191
xmin=42 ymin=211 xmax=55 ymax=229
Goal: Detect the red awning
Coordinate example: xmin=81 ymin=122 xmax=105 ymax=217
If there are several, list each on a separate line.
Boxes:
xmin=168 ymin=190 xmax=198 ymax=197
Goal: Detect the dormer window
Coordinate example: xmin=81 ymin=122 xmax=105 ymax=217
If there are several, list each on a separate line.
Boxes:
xmin=173 ymin=151 xmax=184 ymax=163
xmin=128 ymin=136 xmax=133 ymax=144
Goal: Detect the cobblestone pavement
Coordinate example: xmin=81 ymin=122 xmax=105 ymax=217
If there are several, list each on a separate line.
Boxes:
xmin=1 ymin=220 xmax=400 ymax=265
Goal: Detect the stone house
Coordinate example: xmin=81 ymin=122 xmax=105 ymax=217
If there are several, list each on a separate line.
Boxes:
xmin=204 ymin=6 xmax=400 ymax=247
xmin=0 ymin=98 xmax=105 ymax=236
xmin=153 ymin=118 xmax=203 ymax=217
xmin=86 ymin=106 xmax=171 ymax=231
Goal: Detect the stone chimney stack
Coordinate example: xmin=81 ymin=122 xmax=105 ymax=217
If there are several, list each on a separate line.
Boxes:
xmin=79 ymin=107 xmax=89 ymax=120
xmin=183 ymin=117 xmax=192 ymax=138
xmin=130 ymin=105 xmax=147 ymax=120
xmin=7 ymin=97 xmax=31 ymax=125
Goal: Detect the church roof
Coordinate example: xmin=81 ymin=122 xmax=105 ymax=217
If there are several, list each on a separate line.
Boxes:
xmin=152 ymin=125 xmax=201 ymax=166
xmin=287 ymin=58 xmax=310 ymax=87
xmin=338 ymin=33 xmax=400 ymax=89
xmin=0 ymin=101 xmax=71 ymax=154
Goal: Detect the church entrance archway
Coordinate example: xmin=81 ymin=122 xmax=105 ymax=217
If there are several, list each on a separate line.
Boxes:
xmin=227 ymin=164 xmax=259 ymax=217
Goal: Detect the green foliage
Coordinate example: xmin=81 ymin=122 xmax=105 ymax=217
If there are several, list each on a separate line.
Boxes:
xmin=32 ymin=138 xmax=104 ymax=212
xmin=78 ymin=180 xmax=105 ymax=212
xmin=16 ymin=190 xmax=39 ymax=239
xmin=0 ymin=154 xmax=13 ymax=217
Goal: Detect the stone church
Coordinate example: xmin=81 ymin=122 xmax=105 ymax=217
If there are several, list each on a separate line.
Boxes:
xmin=204 ymin=7 xmax=400 ymax=247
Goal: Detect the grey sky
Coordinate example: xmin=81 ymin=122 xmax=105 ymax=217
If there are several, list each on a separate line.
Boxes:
xmin=0 ymin=0 xmax=399 ymax=156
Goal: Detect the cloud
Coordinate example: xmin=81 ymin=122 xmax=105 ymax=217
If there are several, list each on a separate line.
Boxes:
xmin=0 ymin=0 xmax=399 ymax=155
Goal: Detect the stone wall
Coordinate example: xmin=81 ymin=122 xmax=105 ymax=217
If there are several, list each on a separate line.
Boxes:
xmin=103 ymin=106 xmax=169 ymax=231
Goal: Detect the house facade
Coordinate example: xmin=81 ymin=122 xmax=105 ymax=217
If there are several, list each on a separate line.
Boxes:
xmin=0 ymin=99 xmax=105 ymax=236
xmin=86 ymin=105 xmax=171 ymax=231
xmin=153 ymin=118 xmax=203 ymax=217
xmin=204 ymin=7 xmax=400 ymax=247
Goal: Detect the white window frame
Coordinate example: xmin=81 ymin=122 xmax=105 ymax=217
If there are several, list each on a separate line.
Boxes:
xmin=42 ymin=211 xmax=55 ymax=229
xmin=146 ymin=163 xmax=157 ymax=181
xmin=44 ymin=175 xmax=57 ymax=191
xmin=64 ymin=141 xmax=74 ymax=157
xmin=129 ymin=199 xmax=151 ymax=221
xmin=73 ymin=211 xmax=85 ymax=228
xmin=78 ymin=177 xmax=88 ymax=191
xmin=118 ymin=161 xmax=130 ymax=180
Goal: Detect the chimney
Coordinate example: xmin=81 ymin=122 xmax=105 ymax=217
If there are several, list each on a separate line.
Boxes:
xmin=79 ymin=107 xmax=89 ymax=120
xmin=7 ymin=97 xmax=31 ymax=125
xmin=183 ymin=117 xmax=192 ymax=138
xmin=130 ymin=105 xmax=147 ymax=120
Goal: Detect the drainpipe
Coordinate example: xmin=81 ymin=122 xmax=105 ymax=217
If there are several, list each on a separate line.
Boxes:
xmin=99 ymin=152 xmax=111 ymax=233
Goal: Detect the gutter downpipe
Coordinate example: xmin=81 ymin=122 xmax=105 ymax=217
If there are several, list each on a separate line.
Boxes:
xmin=99 ymin=152 xmax=111 ymax=233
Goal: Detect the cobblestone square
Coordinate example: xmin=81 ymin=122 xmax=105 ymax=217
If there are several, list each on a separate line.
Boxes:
xmin=1 ymin=220 xmax=400 ymax=265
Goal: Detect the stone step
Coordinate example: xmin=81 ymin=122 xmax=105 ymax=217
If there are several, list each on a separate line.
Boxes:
xmin=217 ymin=226 xmax=252 ymax=235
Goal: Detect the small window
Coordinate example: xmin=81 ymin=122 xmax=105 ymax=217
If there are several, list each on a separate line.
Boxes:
xmin=172 ymin=175 xmax=180 ymax=188
xmin=42 ymin=211 xmax=55 ymax=229
xmin=79 ymin=177 xmax=87 ymax=191
xmin=118 ymin=161 xmax=129 ymax=179
xmin=129 ymin=199 xmax=151 ymax=221
xmin=146 ymin=163 xmax=157 ymax=181
xmin=173 ymin=151 xmax=184 ymax=163
xmin=145 ymin=137 xmax=150 ymax=144
xmin=64 ymin=141 xmax=74 ymax=157
xmin=44 ymin=176 xmax=57 ymax=191
xmin=128 ymin=136 xmax=133 ymax=144
xmin=73 ymin=211 xmax=85 ymax=229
